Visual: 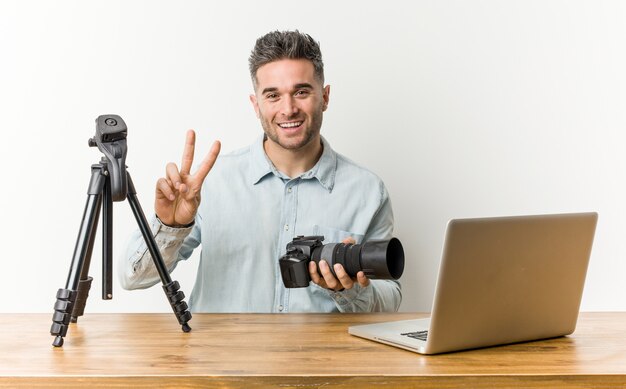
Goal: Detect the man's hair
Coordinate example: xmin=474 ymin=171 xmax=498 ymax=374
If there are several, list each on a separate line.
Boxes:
xmin=249 ymin=30 xmax=324 ymax=88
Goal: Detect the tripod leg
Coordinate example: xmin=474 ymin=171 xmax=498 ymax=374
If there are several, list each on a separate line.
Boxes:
xmin=50 ymin=165 xmax=106 ymax=347
xmin=70 ymin=231 xmax=97 ymax=323
xmin=102 ymin=174 xmax=113 ymax=300
xmin=125 ymin=172 xmax=192 ymax=332
xmin=71 ymin=177 xmax=106 ymax=322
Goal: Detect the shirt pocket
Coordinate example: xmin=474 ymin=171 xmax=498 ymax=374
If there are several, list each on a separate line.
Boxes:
xmin=313 ymin=225 xmax=365 ymax=245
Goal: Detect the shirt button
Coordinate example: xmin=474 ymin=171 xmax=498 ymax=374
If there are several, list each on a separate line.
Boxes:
xmin=287 ymin=187 xmax=292 ymax=193
xmin=284 ymin=224 xmax=289 ymax=231
xmin=278 ymin=305 xmax=284 ymax=312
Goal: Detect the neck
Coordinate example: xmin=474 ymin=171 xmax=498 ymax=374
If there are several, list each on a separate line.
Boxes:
xmin=263 ymin=135 xmax=323 ymax=178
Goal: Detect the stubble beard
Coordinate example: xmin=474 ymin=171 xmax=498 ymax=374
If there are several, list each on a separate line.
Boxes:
xmin=261 ymin=105 xmax=324 ymax=151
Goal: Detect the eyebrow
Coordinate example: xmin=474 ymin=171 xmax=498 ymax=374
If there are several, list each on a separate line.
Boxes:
xmin=294 ymin=83 xmax=314 ymax=90
xmin=261 ymin=83 xmax=314 ymax=95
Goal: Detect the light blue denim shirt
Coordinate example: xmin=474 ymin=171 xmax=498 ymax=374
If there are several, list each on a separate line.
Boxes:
xmin=119 ymin=135 xmax=402 ymax=313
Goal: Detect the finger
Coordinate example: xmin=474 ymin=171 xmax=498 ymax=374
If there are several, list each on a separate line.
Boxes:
xmin=309 ymin=261 xmax=323 ymax=285
xmin=342 ymin=236 xmax=356 ymax=245
xmin=155 ymin=177 xmax=175 ymax=201
xmin=357 ymin=271 xmax=371 ymax=288
xmin=193 ymin=140 xmax=221 ymax=184
xmin=333 ymin=264 xmax=355 ymax=290
xmin=165 ymin=162 xmax=184 ymax=192
xmin=318 ymin=260 xmax=341 ymax=290
xmin=180 ymin=129 xmax=196 ymax=175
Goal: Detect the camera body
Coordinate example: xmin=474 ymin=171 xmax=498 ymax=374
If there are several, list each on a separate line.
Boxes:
xmin=279 ymin=236 xmax=325 ymax=288
xmin=279 ymin=235 xmax=405 ymax=288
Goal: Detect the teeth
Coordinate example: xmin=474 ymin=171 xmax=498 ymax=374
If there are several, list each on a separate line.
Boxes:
xmin=279 ymin=121 xmax=302 ymax=128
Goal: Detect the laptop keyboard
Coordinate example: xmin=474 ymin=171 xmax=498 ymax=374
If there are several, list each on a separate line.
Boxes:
xmin=401 ymin=330 xmax=428 ymax=341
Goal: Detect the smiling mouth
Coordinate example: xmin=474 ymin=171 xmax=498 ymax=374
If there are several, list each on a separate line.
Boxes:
xmin=278 ymin=121 xmax=303 ymax=129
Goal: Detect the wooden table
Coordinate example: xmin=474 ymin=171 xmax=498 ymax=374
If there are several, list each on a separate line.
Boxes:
xmin=1 ymin=312 xmax=625 ymax=388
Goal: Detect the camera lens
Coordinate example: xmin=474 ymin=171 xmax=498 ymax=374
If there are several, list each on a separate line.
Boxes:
xmin=312 ymin=238 xmax=404 ymax=280
xmin=360 ymin=238 xmax=404 ymax=279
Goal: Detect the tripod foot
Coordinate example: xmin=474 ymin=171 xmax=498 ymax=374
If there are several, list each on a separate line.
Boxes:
xmin=52 ymin=336 xmax=64 ymax=347
xmin=163 ymin=281 xmax=193 ymax=332
xmin=50 ymin=288 xmax=77 ymax=348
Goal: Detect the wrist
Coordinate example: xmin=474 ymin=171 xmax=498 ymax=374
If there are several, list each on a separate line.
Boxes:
xmin=156 ymin=215 xmax=194 ymax=228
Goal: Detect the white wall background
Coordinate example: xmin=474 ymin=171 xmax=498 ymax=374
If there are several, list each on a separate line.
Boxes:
xmin=1 ymin=0 xmax=624 ymax=313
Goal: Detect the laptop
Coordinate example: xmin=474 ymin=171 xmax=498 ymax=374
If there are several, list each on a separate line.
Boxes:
xmin=349 ymin=212 xmax=598 ymax=354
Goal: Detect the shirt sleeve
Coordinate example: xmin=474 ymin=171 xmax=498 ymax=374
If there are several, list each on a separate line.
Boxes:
xmin=329 ymin=181 xmax=403 ymax=312
xmin=117 ymin=214 xmax=201 ymax=290
xmin=330 ymin=279 xmax=402 ymax=312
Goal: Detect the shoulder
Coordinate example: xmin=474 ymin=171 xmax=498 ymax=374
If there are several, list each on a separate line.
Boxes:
xmin=211 ymin=143 xmax=253 ymax=170
xmin=330 ymin=150 xmax=389 ymax=202
xmin=335 ymin=152 xmax=386 ymax=186
xmin=200 ymin=143 xmax=254 ymax=188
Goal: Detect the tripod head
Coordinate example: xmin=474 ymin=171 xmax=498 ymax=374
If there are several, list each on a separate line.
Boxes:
xmin=88 ymin=114 xmax=128 ymax=201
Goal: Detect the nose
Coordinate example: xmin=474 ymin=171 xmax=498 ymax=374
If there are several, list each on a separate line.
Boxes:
xmin=280 ymin=96 xmax=299 ymax=117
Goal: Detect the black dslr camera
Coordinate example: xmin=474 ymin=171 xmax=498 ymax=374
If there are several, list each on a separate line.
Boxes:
xmin=279 ymin=235 xmax=405 ymax=288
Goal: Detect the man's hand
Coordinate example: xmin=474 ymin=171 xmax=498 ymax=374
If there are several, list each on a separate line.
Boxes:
xmin=155 ymin=130 xmax=221 ymax=227
xmin=309 ymin=237 xmax=371 ymax=291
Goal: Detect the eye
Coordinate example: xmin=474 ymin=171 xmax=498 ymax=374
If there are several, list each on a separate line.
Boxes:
xmin=295 ymin=89 xmax=310 ymax=97
xmin=265 ymin=93 xmax=279 ymax=101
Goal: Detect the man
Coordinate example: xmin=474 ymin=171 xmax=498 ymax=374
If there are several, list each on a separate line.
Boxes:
xmin=120 ymin=30 xmax=401 ymax=313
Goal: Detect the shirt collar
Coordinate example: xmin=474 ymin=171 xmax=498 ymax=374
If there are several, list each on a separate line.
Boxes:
xmin=249 ymin=134 xmax=337 ymax=192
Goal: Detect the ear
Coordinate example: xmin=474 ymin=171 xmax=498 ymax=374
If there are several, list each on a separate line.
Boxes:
xmin=322 ymin=85 xmax=330 ymax=112
xmin=249 ymin=94 xmax=260 ymax=118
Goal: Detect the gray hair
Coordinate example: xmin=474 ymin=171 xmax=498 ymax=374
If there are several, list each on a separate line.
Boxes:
xmin=249 ymin=30 xmax=324 ymax=88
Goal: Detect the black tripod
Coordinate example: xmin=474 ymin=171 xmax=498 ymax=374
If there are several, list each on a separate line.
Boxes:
xmin=50 ymin=115 xmax=192 ymax=347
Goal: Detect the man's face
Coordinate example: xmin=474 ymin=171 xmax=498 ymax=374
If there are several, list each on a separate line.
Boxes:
xmin=250 ymin=59 xmax=330 ymax=151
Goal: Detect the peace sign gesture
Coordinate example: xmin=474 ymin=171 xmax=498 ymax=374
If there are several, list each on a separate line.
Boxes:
xmin=155 ymin=130 xmax=221 ymax=227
